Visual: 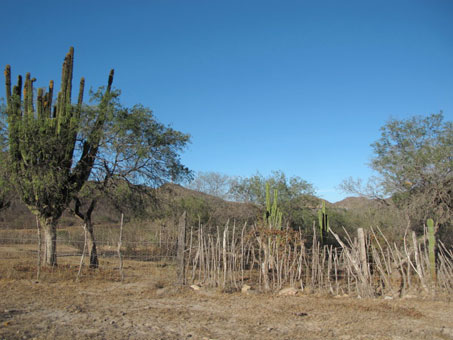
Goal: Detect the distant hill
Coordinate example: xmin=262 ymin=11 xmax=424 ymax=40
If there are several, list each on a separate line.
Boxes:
xmin=333 ymin=196 xmax=392 ymax=211
xmin=333 ymin=196 xmax=372 ymax=210
xmin=155 ymin=183 xmax=262 ymax=225
xmin=0 ymin=182 xmax=262 ymax=229
xmin=2 ymin=182 xmax=392 ymax=231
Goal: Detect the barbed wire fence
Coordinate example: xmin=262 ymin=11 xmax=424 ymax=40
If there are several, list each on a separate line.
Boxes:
xmin=0 ymin=214 xmax=182 ymax=284
xmin=0 ymin=212 xmax=452 ymax=297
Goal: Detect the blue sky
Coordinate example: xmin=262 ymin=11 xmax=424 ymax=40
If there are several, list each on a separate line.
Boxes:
xmin=1 ymin=0 xmax=452 ymax=202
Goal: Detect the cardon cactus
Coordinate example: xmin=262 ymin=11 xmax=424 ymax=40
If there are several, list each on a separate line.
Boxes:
xmin=264 ymin=182 xmax=282 ymax=229
xmin=4 ymin=47 xmax=114 ymax=266
xmin=318 ymin=200 xmax=329 ymax=244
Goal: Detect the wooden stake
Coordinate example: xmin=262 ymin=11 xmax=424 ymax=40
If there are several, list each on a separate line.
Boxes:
xmin=222 ymin=224 xmax=228 ymax=288
xmin=36 ymin=216 xmax=41 ymax=281
xmin=118 ymin=213 xmax=124 ymax=282
xmin=76 ymin=224 xmax=88 ymax=281
xmin=357 ymin=228 xmax=369 ymax=281
xmin=177 ymin=211 xmax=187 ymax=285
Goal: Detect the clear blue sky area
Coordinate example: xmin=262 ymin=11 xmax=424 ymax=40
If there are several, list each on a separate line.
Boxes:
xmin=1 ymin=0 xmax=452 ymax=202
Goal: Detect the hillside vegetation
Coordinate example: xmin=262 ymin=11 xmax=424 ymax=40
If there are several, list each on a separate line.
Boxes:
xmin=0 ymin=180 xmax=407 ymax=244
xmin=0 ymin=183 xmax=262 ymax=230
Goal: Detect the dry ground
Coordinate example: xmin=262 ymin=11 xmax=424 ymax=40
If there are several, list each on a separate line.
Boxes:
xmin=1 ymin=246 xmax=453 ymax=340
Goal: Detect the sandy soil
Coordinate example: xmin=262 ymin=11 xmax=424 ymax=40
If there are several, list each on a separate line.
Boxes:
xmin=1 ymin=274 xmax=453 ymax=340
xmin=0 ymin=241 xmax=452 ymax=340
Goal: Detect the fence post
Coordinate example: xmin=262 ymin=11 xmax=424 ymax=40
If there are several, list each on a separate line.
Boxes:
xmin=177 ymin=211 xmax=187 ymax=285
xmin=357 ymin=228 xmax=369 ymax=281
xmin=118 ymin=213 xmax=124 ymax=282
xmin=36 ymin=216 xmax=41 ymax=281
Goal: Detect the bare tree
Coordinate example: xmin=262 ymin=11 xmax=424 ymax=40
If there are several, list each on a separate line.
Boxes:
xmin=186 ymin=171 xmax=234 ymax=200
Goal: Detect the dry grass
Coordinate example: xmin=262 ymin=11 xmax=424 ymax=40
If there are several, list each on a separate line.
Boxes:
xmin=185 ymin=223 xmax=453 ymax=297
xmin=1 ymin=221 xmax=452 ymax=298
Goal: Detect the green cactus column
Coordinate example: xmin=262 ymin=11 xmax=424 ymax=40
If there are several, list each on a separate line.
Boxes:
xmin=318 ymin=200 xmax=329 ymax=244
xmin=264 ymin=182 xmax=282 ymax=230
xmin=4 ymin=48 xmax=114 ymax=266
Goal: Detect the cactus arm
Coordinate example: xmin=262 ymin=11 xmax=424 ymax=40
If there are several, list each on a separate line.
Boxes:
xmin=37 ymin=88 xmax=44 ymax=120
xmin=70 ymin=69 xmax=114 ymax=192
xmin=264 ymin=182 xmax=271 ymax=223
xmin=318 ymin=208 xmax=323 ymax=239
xmin=46 ymin=80 xmax=54 ymax=117
xmin=4 ymin=65 xmax=11 ymax=106
xmin=318 ymin=200 xmax=329 ymax=243
xmin=4 ymin=47 xmax=114 ymax=219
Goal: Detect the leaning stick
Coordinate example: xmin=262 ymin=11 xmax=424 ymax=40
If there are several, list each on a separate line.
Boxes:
xmin=118 ymin=214 xmax=124 ymax=282
xmin=76 ymin=224 xmax=88 ymax=281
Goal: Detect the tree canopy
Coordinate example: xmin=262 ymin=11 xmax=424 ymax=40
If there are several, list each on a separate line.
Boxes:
xmin=229 ymin=170 xmax=315 ymax=205
xmin=73 ymin=94 xmax=192 ymax=267
xmin=77 ymin=94 xmax=191 ymax=215
xmin=341 ymin=112 xmax=452 ymax=235
xmin=370 ymin=112 xmax=452 ymax=226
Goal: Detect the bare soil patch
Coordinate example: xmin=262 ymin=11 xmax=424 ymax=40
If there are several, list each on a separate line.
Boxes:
xmin=1 ymin=272 xmax=453 ymax=340
xmin=0 ymin=243 xmax=452 ymax=340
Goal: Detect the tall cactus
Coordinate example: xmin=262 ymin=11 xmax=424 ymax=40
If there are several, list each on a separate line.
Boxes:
xmin=264 ymin=182 xmax=282 ymax=229
xmin=260 ymin=181 xmax=283 ymax=288
xmin=427 ymin=218 xmax=436 ymax=282
xmin=4 ymin=48 xmax=114 ymax=266
xmin=318 ymin=200 xmax=329 ymax=244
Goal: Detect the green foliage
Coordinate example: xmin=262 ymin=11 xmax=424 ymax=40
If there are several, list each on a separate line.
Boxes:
xmin=371 ymin=113 xmax=452 ymax=226
xmin=176 ymin=196 xmax=212 ymax=227
xmin=230 ymin=170 xmax=315 ymax=205
xmin=75 ymin=98 xmax=191 ymax=220
xmin=186 ymin=171 xmax=317 ymax=230
xmin=3 ymin=48 xmax=114 ymax=222
xmin=100 ymin=103 xmax=191 ymax=186
xmin=71 ymin=88 xmax=191 ymax=269
xmin=217 ymin=170 xmax=317 ymax=230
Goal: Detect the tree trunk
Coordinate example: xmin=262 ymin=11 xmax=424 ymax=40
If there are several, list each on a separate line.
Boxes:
xmin=40 ymin=217 xmax=57 ymax=266
xmin=74 ymin=197 xmax=99 ymax=269
xmin=85 ymin=219 xmax=99 ymax=268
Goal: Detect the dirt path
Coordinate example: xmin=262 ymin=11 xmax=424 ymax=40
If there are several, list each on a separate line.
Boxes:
xmin=1 ymin=278 xmax=452 ymax=340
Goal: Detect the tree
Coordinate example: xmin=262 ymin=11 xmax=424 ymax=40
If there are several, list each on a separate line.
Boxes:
xmin=186 ymin=171 xmax=234 ymax=200
xmin=338 ymin=176 xmax=386 ymax=201
xmin=340 ymin=113 xmax=452 ymax=239
xmin=73 ymin=99 xmax=191 ymax=267
xmin=371 ymin=113 xmax=452 ymax=224
xmin=362 ymin=113 xmax=452 ymax=232
xmin=229 ymin=170 xmax=315 ymax=205
xmin=3 ymin=48 xmax=114 ymax=266
xmin=229 ymin=170 xmax=316 ymax=228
